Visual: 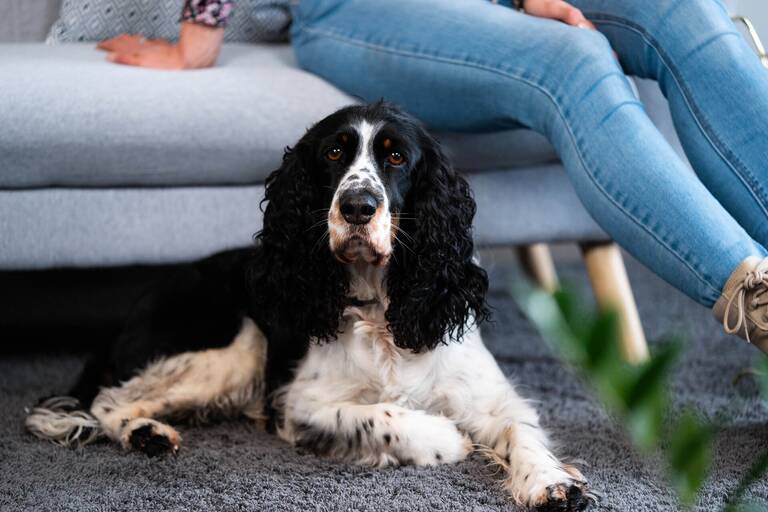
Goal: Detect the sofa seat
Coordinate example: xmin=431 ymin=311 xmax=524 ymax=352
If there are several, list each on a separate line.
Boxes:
xmin=0 ymin=43 xmax=558 ymax=189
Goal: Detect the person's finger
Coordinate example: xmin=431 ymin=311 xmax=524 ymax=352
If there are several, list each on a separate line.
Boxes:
xmin=97 ymin=34 xmax=128 ymax=50
xmin=107 ymin=49 xmax=186 ymax=70
xmin=542 ymin=1 xmax=574 ymax=20
xmin=576 ymin=18 xmax=596 ymax=30
xmin=98 ymin=34 xmax=142 ymax=52
xmin=96 ymin=38 xmax=118 ymax=51
xmin=107 ymin=51 xmax=143 ymax=67
xmin=570 ymin=14 xmax=596 ymax=30
xmin=546 ymin=1 xmax=592 ymax=29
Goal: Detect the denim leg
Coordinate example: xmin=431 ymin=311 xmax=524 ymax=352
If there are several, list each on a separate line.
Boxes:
xmin=572 ymin=0 xmax=768 ymax=250
xmin=291 ymin=0 xmax=766 ymax=306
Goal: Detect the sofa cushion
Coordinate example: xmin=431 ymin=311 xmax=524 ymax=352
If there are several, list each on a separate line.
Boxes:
xmin=1 ymin=43 xmax=353 ymax=189
xmin=47 ymin=0 xmax=290 ymax=44
xmin=0 ymin=43 xmax=559 ymax=189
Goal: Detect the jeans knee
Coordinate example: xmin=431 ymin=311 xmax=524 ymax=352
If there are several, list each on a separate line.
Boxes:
xmin=547 ymin=28 xmax=629 ymax=100
xmin=557 ymin=28 xmax=617 ymax=76
xmin=529 ymin=27 xmax=641 ymax=139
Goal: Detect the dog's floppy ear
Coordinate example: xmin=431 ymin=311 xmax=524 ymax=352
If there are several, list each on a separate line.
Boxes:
xmin=385 ymin=132 xmax=490 ymax=352
xmin=250 ymin=140 xmax=348 ymax=342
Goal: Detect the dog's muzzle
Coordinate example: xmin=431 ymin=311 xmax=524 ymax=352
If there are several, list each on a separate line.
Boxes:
xmin=330 ymin=187 xmax=390 ymax=266
xmin=339 ymin=190 xmax=379 ymax=226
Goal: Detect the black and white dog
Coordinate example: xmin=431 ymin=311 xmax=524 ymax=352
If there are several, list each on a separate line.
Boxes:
xmin=27 ymin=103 xmax=592 ymax=511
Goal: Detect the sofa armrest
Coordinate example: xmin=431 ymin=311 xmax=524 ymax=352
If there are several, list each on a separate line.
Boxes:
xmin=732 ymin=15 xmax=768 ymax=68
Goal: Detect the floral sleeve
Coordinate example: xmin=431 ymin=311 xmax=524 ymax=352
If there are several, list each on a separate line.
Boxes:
xmin=182 ymin=0 xmax=235 ymax=28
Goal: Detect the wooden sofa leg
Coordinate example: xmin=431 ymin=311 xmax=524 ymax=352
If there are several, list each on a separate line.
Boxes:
xmin=580 ymin=241 xmax=649 ymax=364
xmin=517 ymin=243 xmax=560 ymax=293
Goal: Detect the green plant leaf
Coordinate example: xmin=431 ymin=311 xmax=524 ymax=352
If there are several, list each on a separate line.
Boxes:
xmin=582 ymin=309 xmax=620 ymax=374
xmin=513 ymin=285 xmax=584 ymax=364
xmin=553 ymin=288 xmax=592 ymax=342
xmin=624 ymin=342 xmax=680 ymax=410
xmin=668 ymin=410 xmax=715 ymax=507
xmin=757 ymin=358 xmax=768 ymax=407
xmin=622 ymin=342 xmax=681 ymax=450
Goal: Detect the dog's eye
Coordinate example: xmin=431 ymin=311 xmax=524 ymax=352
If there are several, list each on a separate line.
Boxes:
xmin=387 ymin=152 xmax=405 ymax=166
xmin=326 ymin=148 xmax=343 ymax=161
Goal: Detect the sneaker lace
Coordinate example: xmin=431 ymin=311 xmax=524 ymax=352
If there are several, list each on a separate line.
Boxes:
xmin=723 ymin=258 xmax=768 ymax=343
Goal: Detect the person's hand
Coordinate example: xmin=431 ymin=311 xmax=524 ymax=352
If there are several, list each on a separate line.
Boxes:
xmin=521 ymin=0 xmax=596 ymax=30
xmin=97 ymin=21 xmax=224 ymax=70
xmin=98 ymin=35 xmax=185 ymax=69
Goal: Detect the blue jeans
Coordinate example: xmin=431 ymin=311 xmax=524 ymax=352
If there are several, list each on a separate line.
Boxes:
xmin=290 ymin=0 xmax=768 ymax=307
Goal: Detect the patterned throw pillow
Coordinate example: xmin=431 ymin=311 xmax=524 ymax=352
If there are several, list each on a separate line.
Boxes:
xmin=47 ymin=0 xmax=290 ymax=44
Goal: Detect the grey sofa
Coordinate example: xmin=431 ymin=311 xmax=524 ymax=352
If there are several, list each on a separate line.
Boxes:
xmin=5 ymin=0 xmax=711 ymax=360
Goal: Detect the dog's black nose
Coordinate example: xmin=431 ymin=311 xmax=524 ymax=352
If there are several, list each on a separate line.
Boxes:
xmin=340 ymin=191 xmax=378 ymax=225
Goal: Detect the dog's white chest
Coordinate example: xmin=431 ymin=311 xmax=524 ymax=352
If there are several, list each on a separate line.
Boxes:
xmin=340 ymin=307 xmax=409 ymax=398
xmin=293 ymin=305 xmax=437 ymax=408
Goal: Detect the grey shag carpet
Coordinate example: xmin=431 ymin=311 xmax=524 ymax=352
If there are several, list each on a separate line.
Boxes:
xmin=1 ymin=252 xmax=767 ymax=511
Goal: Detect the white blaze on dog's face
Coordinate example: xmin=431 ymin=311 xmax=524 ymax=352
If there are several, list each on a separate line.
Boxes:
xmin=325 ymin=119 xmax=413 ymax=267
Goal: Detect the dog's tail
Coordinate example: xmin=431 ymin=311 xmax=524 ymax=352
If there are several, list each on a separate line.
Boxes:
xmin=25 ymin=396 xmax=104 ymax=447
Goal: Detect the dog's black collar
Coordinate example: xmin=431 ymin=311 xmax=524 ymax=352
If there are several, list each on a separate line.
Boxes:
xmin=347 ymin=297 xmax=379 ymax=307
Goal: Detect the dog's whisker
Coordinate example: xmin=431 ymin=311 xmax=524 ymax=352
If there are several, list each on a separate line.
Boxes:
xmin=394 ymin=237 xmax=415 ymax=256
xmin=392 ymin=231 xmax=415 ymax=256
xmin=305 ymin=219 xmax=329 ymax=232
xmin=312 ymin=230 xmax=329 ymax=250
xmin=311 ymin=230 xmax=331 ymax=254
xmin=392 ymin=224 xmax=415 ymax=243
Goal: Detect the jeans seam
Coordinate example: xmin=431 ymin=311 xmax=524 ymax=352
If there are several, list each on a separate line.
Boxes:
xmin=296 ymin=23 xmax=723 ymax=297
xmin=585 ymin=13 xmax=768 ymax=221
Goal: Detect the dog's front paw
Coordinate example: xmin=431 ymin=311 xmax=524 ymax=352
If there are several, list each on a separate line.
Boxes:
xmin=533 ymin=479 xmax=593 ymax=511
xmin=396 ymin=412 xmax=471 ymax=466
xmin=121 ymin=418 xmax=180 ymax=457
xmin=525 ymin=465 xmax=595 ymax=511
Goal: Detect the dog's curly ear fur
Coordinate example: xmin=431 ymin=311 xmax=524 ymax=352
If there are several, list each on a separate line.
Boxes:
xmin=250 ymin=141 xmax=348 ymax=343
xmin=385 ymin=132 xmax=490 ymax=352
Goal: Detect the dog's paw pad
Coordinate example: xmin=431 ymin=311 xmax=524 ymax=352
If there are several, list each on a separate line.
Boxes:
xmin=535 ymin=480 xmax=595 ymax=512
xmin=128 ymin=424 xmax=179 ymax=457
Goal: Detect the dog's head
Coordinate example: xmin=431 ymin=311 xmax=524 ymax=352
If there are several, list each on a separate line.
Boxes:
xmin=324 ymin=108 xmax=411 ymax=267
xmin=254 ymin=102 xmax=489 ymax=351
